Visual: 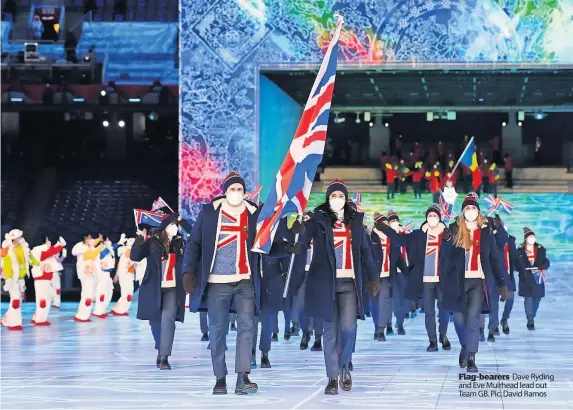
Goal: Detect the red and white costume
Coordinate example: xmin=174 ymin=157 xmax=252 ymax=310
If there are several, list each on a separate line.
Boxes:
xmin=1 ymin=230 xmax=29 ymax=330
xmin=30 ymin=239 xmax=65 ymax=325
xmin=111 ymin=238 xmax=136 ymax=316
xmin=51 ymin=248 xmax=67 ymax=309
xmin=93 ymin=240 xmax=117 ymax=318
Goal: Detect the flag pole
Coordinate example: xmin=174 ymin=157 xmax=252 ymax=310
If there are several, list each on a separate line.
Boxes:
xmin=283 ymin=214 xmax=302 ymax=299
xmin=448 ymin=136 xmax=475 ymax=181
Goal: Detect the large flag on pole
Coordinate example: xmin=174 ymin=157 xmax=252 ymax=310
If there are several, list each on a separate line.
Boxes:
xmin=252 ymin=15 xmax=344 ymax=254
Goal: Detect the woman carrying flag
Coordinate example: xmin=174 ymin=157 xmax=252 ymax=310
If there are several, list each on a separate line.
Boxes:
xmin=440 ymin=192 xmax=508 ymax=373
xmin=298 ymin=179 xmax=379 ymax=395
xmin=516 ymin=228 xmax=550 ymax=331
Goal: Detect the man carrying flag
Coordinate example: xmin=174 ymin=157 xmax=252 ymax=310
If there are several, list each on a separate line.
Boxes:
xmin=454 ymin=136 xmax=482 ymax=195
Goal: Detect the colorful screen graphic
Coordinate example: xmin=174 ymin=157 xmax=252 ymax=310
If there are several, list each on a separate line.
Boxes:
xmin=180 ymin=0 xmax=573 ymax=219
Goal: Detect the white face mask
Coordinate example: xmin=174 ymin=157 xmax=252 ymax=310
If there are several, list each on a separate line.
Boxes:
xmin=329 ymin=198 xmax=345 ymax=212
xmin=390 ymin=221 xmax=400 ymax=231
xmin=427 ymin=217 xmax=440 ymax=228
xmin=165 ymin=223 xmax=178 ymax=238
xmin=226 ymin=191 xmax=243 ymax=206
xmin=527 ymin=236 xmax=536 ymax=245
xmin=464 ymin=209 xmax=479 ymax=222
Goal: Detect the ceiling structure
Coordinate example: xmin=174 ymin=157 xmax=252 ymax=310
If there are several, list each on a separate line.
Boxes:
xmin=264 ymin=68 xmax=573 ymax=112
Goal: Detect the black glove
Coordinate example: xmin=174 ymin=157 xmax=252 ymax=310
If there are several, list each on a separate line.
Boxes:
xmin=183 ymin=273 xmax=197 ymax=294
xmin=290 ymin=220 xmax=305 ymax=234
xmin=499 ymin=286 xmax=508 ymax=302
xmin=366 ymin=279 xmax=381 ymax=297
xmin=284 ymin=242 xmax=301 ymax=254
xmin=442 ymin=226 xmax=452 ymax=241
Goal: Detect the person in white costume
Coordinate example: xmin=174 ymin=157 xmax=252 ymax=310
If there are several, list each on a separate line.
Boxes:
xmin=30 ymin=236 xmax=66 ymax=325
xmin=52 ymin=247 xmax=67 ymax=309
xmin=93 ymin=235 xmax=123 ymax=318
xmin=1 ymin=229 xmax=29 ymax=330
xmin=443 ymin=178 xmax=458 ymax=205
xmin=111 ymin=236 xmax=136 ymax=316
xmin=72 ymin=234 xmax=105 ymax=322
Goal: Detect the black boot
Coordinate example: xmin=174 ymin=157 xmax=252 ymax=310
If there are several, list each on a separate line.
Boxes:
xmin=325 ymin=377 xmax=338 ymax=395
xmin=156 ymin=354 xmax=160 ymax=368
xmin=467 ymin=354 xmax=478 ymax=373
xmin=426 ymin=342 xmax=438 ymax=352
xmin=291 ymin=323 xmax=300 ymax=336
xmin=158 ymin=355 xmax=171 ymax=370
xmin=365 ymin=310 xmax=371 ymax=318
xmin=487 ymin=332 xmax=495 ymax=342
xmin=339 ymin=365 xmax=352 ymax=391
xmin=459 ymin=346 xmax=468 ymax=368
xmin=311 ymin=336 xmax=322 ymax=351
xmin=376 ymin=327 xmax=386 ymax=341
xmin=348 ymin=360 xmax=353 ymax=371
xmin=397 ymin=327 xmax=406 ymax=336
xmin=386 ymin=325 xmax=394 ymax=336
xmin=230 ymin=322 xmax=237 ymax=332
xmin=235 ymin=372 xmax=258 ymax=395
xmin=501 ymin=320 xmax=510 ymax=335
xmin=479 ymin=328 xmax=485 ymax=342
xmin=493 ymin=327 xmax=500 ymax=336
xmin=284 ymin=329 xmax=291 ymax=341
xmin=201 ymin=332 xmax=209 ymax=342
xmin=213 ymin=377 xmax=227 ymax=395
xmin=527 ymin=320 xmax=535 ymax=331
xmin=261 ymin=352 xmax=271 ymax=369
xmin=300 ymin=332 xmax=310 ymax=350
xmin=439 ymin=334 xmax=451 ymax=350
xmin=271 ymin=332 xmax=279 ymax=342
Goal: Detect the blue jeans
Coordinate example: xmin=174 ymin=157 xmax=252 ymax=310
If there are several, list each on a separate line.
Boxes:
xmin=453 ymin=278 xmax=485 ymax=355
xmin=207 ymin=279 xmax=255 ymax=377
xmin=392 ymin=274 xmax=408 ymax=328
xmin=149 ymin=287 xmax=178 ymax=357
xmin=259 ymin=308 xmax=277 ymax=353
xmin=371 ymin=278 xmax=392 ymax=329
xmin=200 ymin=311 xmax=208 ymax=334
xmin=524 ymin=297 xmax=541 ymax=321
xmin=423 ymin=281 xmax=449 ymax=343
xmin=323 ymin=279 xmax=357 ymax=377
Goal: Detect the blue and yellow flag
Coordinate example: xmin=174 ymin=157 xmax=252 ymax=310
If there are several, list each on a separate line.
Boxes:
xmin=459 ymin=137 xmax=478 ymax=171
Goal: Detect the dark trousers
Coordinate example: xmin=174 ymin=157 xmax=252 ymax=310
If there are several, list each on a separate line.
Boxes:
xmin=413 ymin=181 xmax=422 ymax=199
xmin=392 ymin=274 xmax=408 ymax=328
xmin=501 ymin=291 xmax=514 ymax=322
xmin=371 ymin=278 xmax=392 ymax=329
xmin=259 ymin=308 xmax=276 ymax=353
xmin=207 ymin=279 xmax=255 ymax=377
xmin=423 ymin=281 xmax=449 ymax=343
xmin=200 ymin=311 xmax=208 ymax=334
xmin=297 ymin=276 xmax=324 ymax=336
xmin=505 ymin=171 xmax=513 ymax=188
xmin=362 ymin=288 xmax=371 ymax=314
xmin=524 ymin=297 xmax=541 ymax=321
xmin=480 ymin=285 xmax=499 ymax=332
xmin=490 ymin=182 xmax=498 ymax=198
xmin=387 ymin=182 xmax=395 ymax=199
xmin=149 ymin=287 xmax=178 ymax=357
xmin=453 ymin=278 xmax=485 ymax=354
xmin=283 ymin=296 xmax=293 ymax=332
xmin=323 ymin=279 xmax=357 ymax=377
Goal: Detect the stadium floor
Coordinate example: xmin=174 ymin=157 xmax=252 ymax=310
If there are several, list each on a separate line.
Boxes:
xmin=1 ymin=260 xmax=572 ymax=410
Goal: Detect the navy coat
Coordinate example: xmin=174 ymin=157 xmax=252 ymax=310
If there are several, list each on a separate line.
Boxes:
xmin=505 ymin=235 xmax=518 ymax=292
xmin=482 ymin=224 xmax=510 ymax=298
xmin=369 ymin=228 xmax=407 ymax=292
xmin=131 ymin=234 xmax=186 ymax=323
xmin=183 ymin=198 xmax=288 ymax=315
xmin=300 ymin=208 xmax=377 ymax=322
xmin=260 ymin=254 xmax=294 ymax=311
xmin=517 ymin=244 xmax=549 ymax=299
xmin=439 ymin=223 xmax=506 ymax=314
xmin=376 ymin=224 xmax=440 ymax=301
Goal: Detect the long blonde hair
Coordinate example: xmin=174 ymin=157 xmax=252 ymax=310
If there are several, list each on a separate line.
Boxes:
xmin=453 ymin=213 xmax=487 ymax=250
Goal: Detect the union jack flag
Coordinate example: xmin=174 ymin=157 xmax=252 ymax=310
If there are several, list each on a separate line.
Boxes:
xmin=151 ymin=197 xmax=174 ymax=213
xmin=402 ymin=221 xmax=415 ymax=233
xmin=483 ymin=194 xmax=515 ymax=215
xmin=532 ymin=269 xmax=547 ymax=284
xmin=438 ymin=190 xmax=456 ymax=222
xmin=351 ymin=192 xmax=366 ymax=214
xmin=133 ymin=209 xmax=168 ymax=228
xmin=252 ymin=15 xmax=344 ymax=253
xmin=245 ymin=185 xmax=262 ymax=205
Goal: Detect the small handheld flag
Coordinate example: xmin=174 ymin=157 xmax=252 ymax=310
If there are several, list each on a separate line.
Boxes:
xmin=483 ymin=194 xmax=514 ymax=215
xmin=134 ymin=209 xmax=168 ymax=229
xmin=245 ymin=185 xmax=263 ymax=205
xmin=151 ymin=197 xmax=174 ymax=214
xmin=403 ymin=221 xmax=415 ymax=233
xmin=438 ymin=190 xmax=456 ymax=222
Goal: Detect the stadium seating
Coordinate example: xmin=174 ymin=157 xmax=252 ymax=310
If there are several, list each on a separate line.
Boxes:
xmin=1 ymin=21 xmax=65 ymax=61
xmin=77 ymin=22 xmax=177 ymax=84
xmin=0 ymin=163 xmax=32 ymax=233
